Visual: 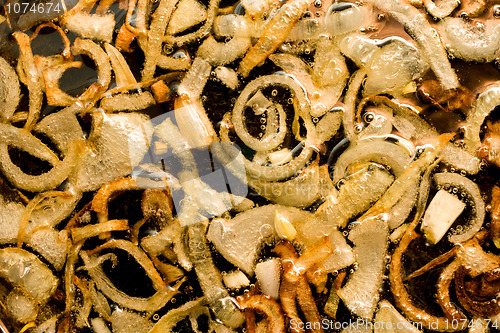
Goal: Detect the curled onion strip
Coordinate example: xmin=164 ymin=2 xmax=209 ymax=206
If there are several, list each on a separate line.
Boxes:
xmin=17 ymin=191 xmax=72 ymax=248
xmin=197 ymin=35 xmax=251 ymax=66
xmin=433 ymin=172 xmax=485 ymax=243
xmin=370 ymin=0 xmax=460 ymax=90
xmin=465 ymin=84 xmax=500 ymax=152
xmin=141 ymin=0 xmax=179 ymax=81
xmin=12 ymin=32 xmax=43 ymax=130
xmin=71 ymin=38 xmax=112 ymax=104
xmin=436 ymin=260 xmax=467 ymax=321
xmin=389 ymin=160 xmax=467 ymax=332
xmin=71 ymin=220 xmax=129 ymax=242
xmin=332 ymin=139 xmax=411 ymax=183
xmin=149 ymin=297 xmax=207 ymax=333
xmin=87 ymin=239 xmax=165 ymax=290
xmin=80 ymin=251 xmax=184 ymax=312
xmin=0 ymin=137 xmax=82 ymax=192
xmin=91 ymin=177 xmax=142 ymax=223
xmin=187 ymin=221 xmax=245 ymax=328
xmin=423 ymin=0 xmax=459 ymax=19
xmin=30 ymin=23 xmax=72 ymax=60
xmin=163 ymin=0 xmax=220 ymax=46
xmin=343 ymin=70 xmax=367 ymax=141
xmin=125 ymin=0 xmax=148 ymax=35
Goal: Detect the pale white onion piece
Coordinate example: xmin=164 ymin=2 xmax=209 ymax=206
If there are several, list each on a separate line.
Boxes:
xmin=222 ymin=270 xmax=251 ymax=290
xmin=0 ymin=247 xmax=58 ymax=303
xmin=0 ymin=56 xmax=21 ymax=123
xmin=433 ymin=172 xmax=485 ymax=243
xmin=423 ymin=0 xmax=459 ymax=19
xmin=440 ymin=18 xmax=500 ymax=63
xmin=363 ymin=38 xmax=428 ymax=96
xmin=254 ymin=258 xmax=281 ymax=299
xmin=6 ymin=289 xmax=38 ymax=323
xmin=34 ymin=107 xmax=85 ymax=155
xmin=388 ymin=180 xmax=418 ymax=230
xmin=91 ymin=318 xmax=112 ymax=333
xmin=322 ymin=230 xmax=356 ymax=272
xmin=174 ymin=95 xmax=217 ymax=149
xmin=214 ymin=66 xmax=239 ymax=90
xmin=213 ymin=14 xmax=253 ymax=38
xmin=207 ymin=205 xmax=311 ymax=274
xmin=440 ymin=144 xmax=482 ymax=175
xmin=465 ymin=84 xmax=500 ymax=151
xmin=26 ymin=228 xmax=70 ymax=271
xmin=33 ymin=317 xmax=58 ymax=333
xmin=375 ymin=300 xmax=422 ymax=332
xmin=166 ymin=0 xmax=207 ymax=35
xmin=370 ymin=0 xmax=460 ymax=90
xmin=74 ymin=112 xmax=153 ymax=192
xmin=340 ymin=35 xmax=378 ymax=68
xmin=325 ymin=3 xmax=371 ymax=36
xmin=64 ymin=13 xmax=115 ymax=42
xmin=316 ymin=162 xmax=394 ymax=228
xmin=111 ymin=308 xmax=153 ymax=333
xmin=342 ymin=69 xmax=367 ymax=141
xmin=100 ymin=92 xmax=155 ymax=112
xmin=197 ymin=35 xmax=251 ymax=66
xmin=285 ymin=18 xmax=320 ymax=42
xmin=337 ymin=217 xmax=389 ymax=319
xmin=421 ymin=189 xmax=466 ymax=244
xmin=0 ymin=186 xmax=25 ymax=245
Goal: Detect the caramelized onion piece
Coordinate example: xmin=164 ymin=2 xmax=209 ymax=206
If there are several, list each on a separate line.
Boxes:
xmin=0 ymin=56 xmax=21 ymax=123
xmin=370 ymin=0 xmax=460 ymax=90
xmin=238 ymin=0 xmax=315 ymax=77
xmin=237 ymin=295 xmax=286 ymax=333
xmin=12 ymin=32 xmax=43 ymax=130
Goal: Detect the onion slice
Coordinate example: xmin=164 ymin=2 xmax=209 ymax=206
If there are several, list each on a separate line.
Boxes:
xmin=433 ymin=172 xmax=485 ymax=243
xmin=337 ymin=217 xmax=389 ymax=319
xmin=0 ymin=56 xmax=21 ymax=123
xmin=370 ymin=0 xmax=460 ymax=90
xmin=238 ymin=0 xmax=315 ymax=77
xmin=12 ymin=32 xmax=43 ymax=130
